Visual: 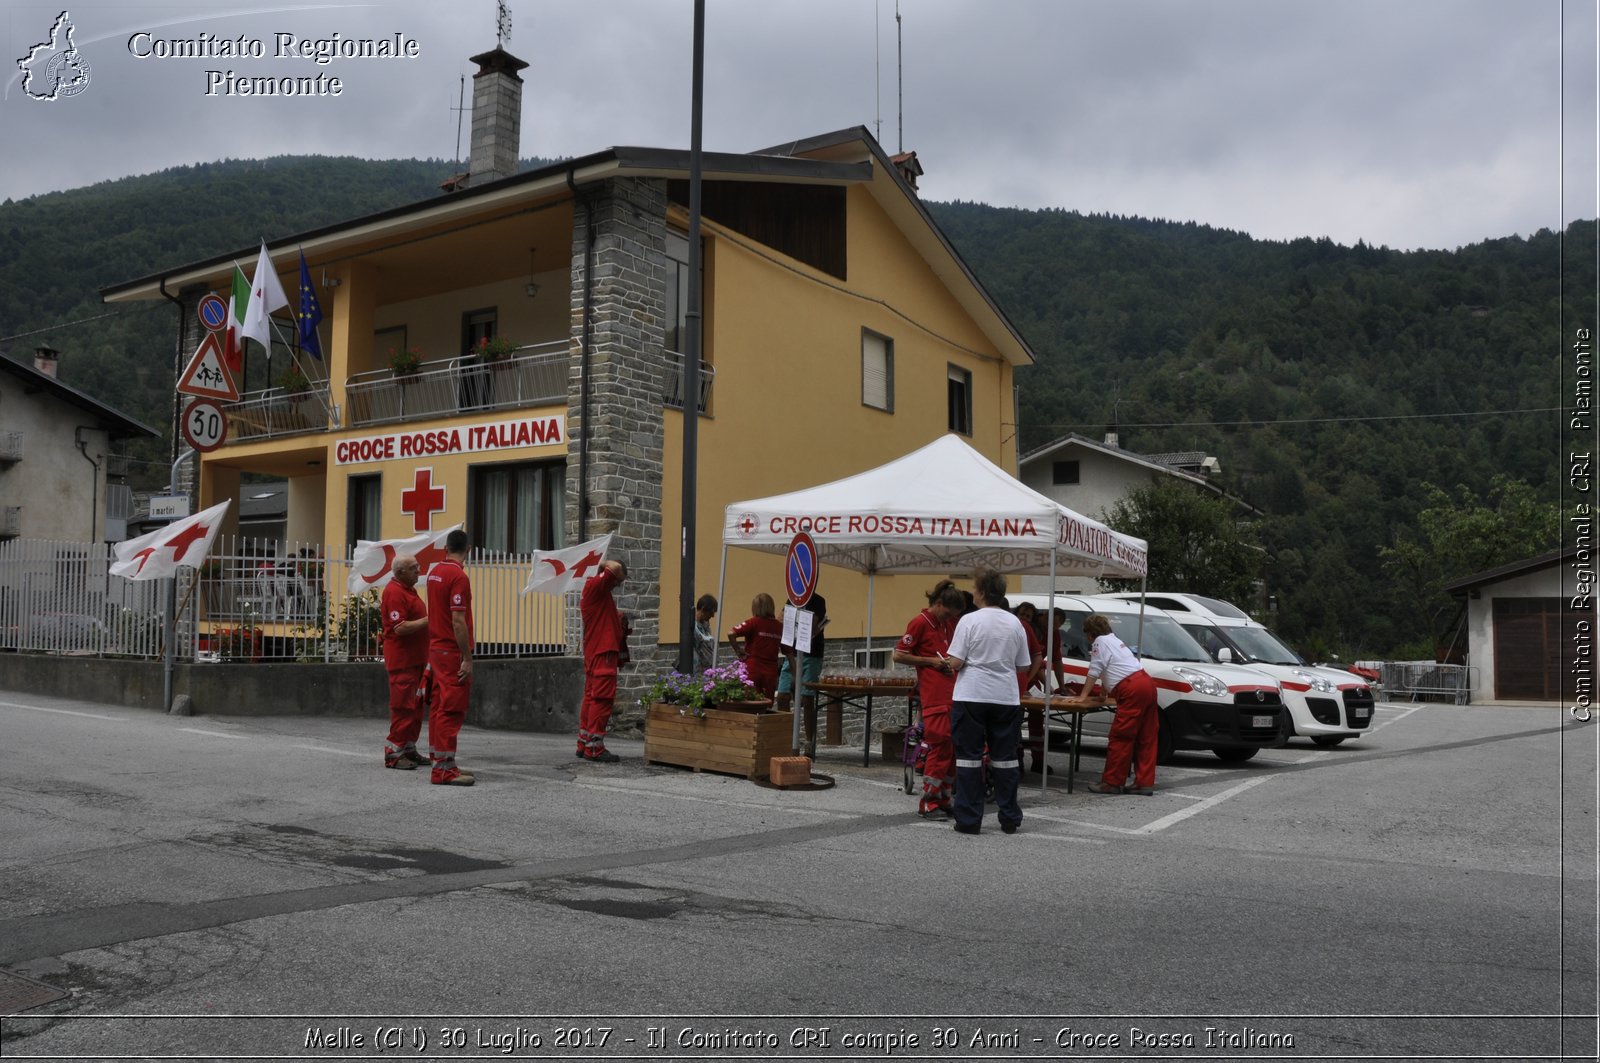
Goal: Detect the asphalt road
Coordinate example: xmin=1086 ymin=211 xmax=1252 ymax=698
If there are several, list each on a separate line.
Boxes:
xmin=0 ymin=689 xmax=1593 ymax=1062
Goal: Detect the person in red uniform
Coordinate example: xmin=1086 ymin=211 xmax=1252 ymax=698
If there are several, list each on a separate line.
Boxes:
xmin=727 ymin=592 xmax=784 ymax=697
xmin=1076 ymin=613 xmax=1160 ymax=796
xmin=1013 ymin=601 xmax=1047 ymax=772
xmin=425 ymin=529 xmax=475 ymax=786
xmin=381 ymin=554 xmax=432 ymax=770
xmin=578 ymin=558 xmax=628 ymax=762
xmin=894 ymin=580 xmax=964 ymax=817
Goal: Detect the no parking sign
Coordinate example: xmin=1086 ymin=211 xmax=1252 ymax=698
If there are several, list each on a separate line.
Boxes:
xmin=785 ymin=531 xmax=818 ymax=608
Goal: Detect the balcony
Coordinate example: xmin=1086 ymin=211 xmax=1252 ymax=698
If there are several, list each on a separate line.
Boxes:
xmin=662 ymin=350 xmax=715 ymax=415
xmin=346 ymin=341 xmax=569 ymax=429
xmin=0 ymin=431 xmax=21 ymax=463
xmin=222 ymin=385 xmax=333 ymax=443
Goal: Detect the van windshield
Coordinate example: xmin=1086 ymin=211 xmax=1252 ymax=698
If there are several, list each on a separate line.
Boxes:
xmin=1071 ymin=610 xmax=1211 ymax=663
xmin=1225 ymin=626 xmax=1304 ymax=665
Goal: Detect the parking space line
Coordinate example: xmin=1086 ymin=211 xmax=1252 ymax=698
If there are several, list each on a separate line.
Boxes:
xmin=287 ymin=742 xmax=366 ymax=759
xmin=1133 ymin=775 xmax=1273 ymax=835
xmin=178 ymin=727 xmax=249 ymax=739
xmin=0 ymin=700 xmax=119 ymax=721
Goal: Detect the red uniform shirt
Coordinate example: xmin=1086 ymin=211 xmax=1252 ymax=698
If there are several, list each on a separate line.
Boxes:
xmin=1019 ymin=622 xmax=1044 ymax=692
xmin=898 ymin=608 xmax=957 ymax=710
xmin=426 ymin=558 xmax=473 ymax=654
xmin=380 ymin=579 xmax=428 ymax=670
xmin=729 ymin=616 xmax=784 ymax=667
xmin=580 ymin=566 xmax=624 ymax=662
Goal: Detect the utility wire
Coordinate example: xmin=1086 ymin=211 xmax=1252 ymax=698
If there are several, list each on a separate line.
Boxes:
xmin=0 ymin=302 xmax=165 ymax=343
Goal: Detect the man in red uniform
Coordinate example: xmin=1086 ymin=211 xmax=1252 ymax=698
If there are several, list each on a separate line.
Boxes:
xmin=894 ymin=582 xmax=963 ymax=818
xmin=381 ymin=554 xmax=431 ymax=769
xmin=578 ymin=558 xmax=627 ymax=762
xmin=425 ymin=529 xmax=476 ymax=786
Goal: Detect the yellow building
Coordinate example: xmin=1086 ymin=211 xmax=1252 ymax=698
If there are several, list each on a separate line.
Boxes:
xmin=102 ymin=47 xmax=1037 ymax=686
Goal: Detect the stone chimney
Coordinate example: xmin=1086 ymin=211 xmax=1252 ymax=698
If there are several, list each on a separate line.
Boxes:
xmin=1103 ymin=427 xmax=1119 ymax=449
xmin=465 ymin=46 xmax=529 ymax=188
xmin=33 ymin=344 xmax=59 ymax=378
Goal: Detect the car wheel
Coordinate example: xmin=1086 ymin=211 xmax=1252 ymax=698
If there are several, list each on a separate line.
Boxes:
xmin=1311 ymin=735 xmax=1347 ymax=747
xmin=1156 ymin=715 xmax=1175 ymax=765
xmin=1213 ymin=746 xmax=1259 ymax=763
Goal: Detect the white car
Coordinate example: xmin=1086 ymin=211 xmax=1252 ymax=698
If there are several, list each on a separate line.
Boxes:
xmin=1105 ymin=592 xmax=1376 ymax=746
xmin=1012 ymin=593 xmax=1288 ymax=764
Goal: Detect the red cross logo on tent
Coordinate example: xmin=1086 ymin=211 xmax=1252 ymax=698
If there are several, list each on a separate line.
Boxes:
xmin=400 ymin=467 xmax=446 ymax=533
xmin=737 ymin=512 xmax=758 ymax=537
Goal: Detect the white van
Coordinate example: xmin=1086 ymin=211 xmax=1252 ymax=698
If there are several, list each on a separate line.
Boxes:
xmin=1105 ymin=592 xmax=1376 ymax=746
xmin=1011 ymin=593 xmax=1288 ymax=764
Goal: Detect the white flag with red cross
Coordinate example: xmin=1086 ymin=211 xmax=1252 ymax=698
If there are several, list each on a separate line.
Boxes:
xmin=347 ymin=524 xmax=462 ymax=594
xmin=521 ymin=534 xmax=613 ymax=596
xmin=111 ymin=500 xmax=231 ymax=581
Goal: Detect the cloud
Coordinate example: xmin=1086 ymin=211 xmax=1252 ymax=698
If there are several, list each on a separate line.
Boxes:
xmin=0 ymin=0 xmax=1590 ymax=250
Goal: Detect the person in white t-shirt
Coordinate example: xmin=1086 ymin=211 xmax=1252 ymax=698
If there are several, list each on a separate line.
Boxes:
xmin=1077 ymin=613 xmax=1161 ymax=795
xmin=945 ymin=567 xmax=1033 ymax=835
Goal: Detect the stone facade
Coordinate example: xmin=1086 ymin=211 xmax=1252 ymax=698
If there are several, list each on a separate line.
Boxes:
xmin=467 ymin=51 xmax=526 ymax=186
xmin=566 ymin=177 xmax=669 ymax=721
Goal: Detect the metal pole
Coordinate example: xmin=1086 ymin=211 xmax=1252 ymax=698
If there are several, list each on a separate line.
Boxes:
xmin=712 ymin=542 xmax=728 ymax=668
xmin=676 ymin=0 xmax=706 ymax=674
xmin=160 ymin=448 xmax=196 ymax=714
xmin=1041 ymin=550 xmax=1056 ymax=796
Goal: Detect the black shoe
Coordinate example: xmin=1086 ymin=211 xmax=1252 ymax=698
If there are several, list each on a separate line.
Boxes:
xmin=583 ymin=749 xmax=621 ymax=763
xmin=1129 ymin=785 xmax=1155 ymax=796
xmin=953 ymin=822 xmax=981 ymax=835
xmin=917 ymin=806 xmax=952 ymax=820
xmin=1001 ymin=822 xmax=1019 ymax=835
xmin=1085 ymin=781 xmax=1124 ymax=795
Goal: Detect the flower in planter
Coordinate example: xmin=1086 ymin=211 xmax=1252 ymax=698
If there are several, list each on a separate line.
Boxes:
xmin=474 ymin=334 xmax=516 ymax=363
xmin=276 ymin=363 xmax=311 ymax=394
xmin=388 ymin=345 xmax=424 ymax=376
xmin=641 ymin=660 xmax=767 ymax=718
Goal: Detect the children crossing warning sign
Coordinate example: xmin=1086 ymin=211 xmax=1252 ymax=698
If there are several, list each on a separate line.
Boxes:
xmin=176 ymin=332 xmax=240 ymax=402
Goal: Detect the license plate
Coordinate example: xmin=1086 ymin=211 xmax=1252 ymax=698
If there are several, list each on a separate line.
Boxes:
xmin=1251 ymin=715 xmax=1273 ymax=728
xmin=1353 ymin=706 xmax=1371 ymax=720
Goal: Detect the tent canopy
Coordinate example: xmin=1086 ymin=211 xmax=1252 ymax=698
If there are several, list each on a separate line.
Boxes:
xmin=722 ymin=435 xmax=1147 ymax=579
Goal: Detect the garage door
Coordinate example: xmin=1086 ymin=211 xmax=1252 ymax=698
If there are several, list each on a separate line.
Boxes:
xmin=1492 ymin=597 xmax=1583 ymax=701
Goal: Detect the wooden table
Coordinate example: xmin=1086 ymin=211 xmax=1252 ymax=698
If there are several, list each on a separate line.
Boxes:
xmin=1021 ymin=695 xmax=1113 ymax=793
xmin=810 ymin=680 xmax=916 ymax=766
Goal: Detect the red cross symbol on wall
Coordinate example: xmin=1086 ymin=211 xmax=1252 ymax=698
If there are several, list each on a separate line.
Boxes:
xmin=400 ymin=467 xmax=446 ymax=533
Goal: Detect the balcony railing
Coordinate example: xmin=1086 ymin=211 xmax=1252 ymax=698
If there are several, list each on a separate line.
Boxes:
xmin=662 ymin=350 xmax=715 ymax=414
xmin=0 ymin=431 xmax=22 ymax=463
xmin=222 ymin=385 xmax=333 ymax=443
xmin=346 ymin=342 xmax=569 ymax=428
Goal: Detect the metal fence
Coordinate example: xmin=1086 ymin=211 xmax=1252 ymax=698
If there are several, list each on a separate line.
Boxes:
xmin=0 ymin=536 xmax=574 ymax=663
xmin=1376 ymin=661 xmax=1474 ymax=704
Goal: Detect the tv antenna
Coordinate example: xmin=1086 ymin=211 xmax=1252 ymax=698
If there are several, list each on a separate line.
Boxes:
xmin=451 ymin=75 xmax=466 ymax=170
xmin=896 ymin=0 xmax=903 ymax=153
xmin=497 ymin=0 xmax=512 ymax=48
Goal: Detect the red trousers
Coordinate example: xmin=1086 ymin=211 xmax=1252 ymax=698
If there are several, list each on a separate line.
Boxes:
xmin=579 ymin=651 xmax=619 ymax=753
xmin=385 ymin=663 xmax=431 ymax=751
xmin=919 ymin=705 xmax=955 ymax=812
xmin=745 ymin=658 xmax=779 ymax=698
xmin=1102 ymin=670 xmax=1159 ymax=790
xmin=427 ymin=649 xmax=470 ymax=761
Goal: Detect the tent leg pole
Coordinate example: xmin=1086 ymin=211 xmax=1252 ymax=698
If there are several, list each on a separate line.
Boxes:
xmin=712 ymin=544 xmax=728 ymax=668
xmin=1042 ymin=553 xmax=1056 ymax=797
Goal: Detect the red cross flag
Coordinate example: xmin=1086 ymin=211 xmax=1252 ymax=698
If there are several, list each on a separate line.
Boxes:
xmin=521 ymin=533 xmax=613 ymax=597
xmin=347 ymin=524 xmax=462 ymax=594
xmin=110 ymin=500 xmax=231 ymax=581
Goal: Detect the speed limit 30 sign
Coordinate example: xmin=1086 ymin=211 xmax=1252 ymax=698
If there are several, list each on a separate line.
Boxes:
xmin=182 ymin=398 xmax=228 ymax=452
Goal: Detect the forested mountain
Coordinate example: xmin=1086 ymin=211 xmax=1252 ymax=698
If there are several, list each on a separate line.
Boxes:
xmin=0 ymin=157 xmax=1589 ymax=656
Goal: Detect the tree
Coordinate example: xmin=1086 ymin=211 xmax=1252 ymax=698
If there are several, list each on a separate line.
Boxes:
xmin=1100 ymin=479 xmax=1261 ymax=602
xmin=1380 ymin=475 xmax=1560 ymax=645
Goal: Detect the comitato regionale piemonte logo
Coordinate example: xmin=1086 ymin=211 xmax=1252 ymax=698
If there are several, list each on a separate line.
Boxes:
xmin=17 ymin=10 xmax=92 ymax=101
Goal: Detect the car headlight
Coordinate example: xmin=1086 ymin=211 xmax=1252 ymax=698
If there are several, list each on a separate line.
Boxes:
xmin=1294 ymin=670 xmax=1335 ymax=693
xmin=1173 ymin=667 xmax=1228 ymax=698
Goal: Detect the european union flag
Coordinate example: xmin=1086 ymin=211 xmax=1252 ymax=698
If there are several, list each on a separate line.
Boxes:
xmin=297 ymin=251 xmax=323 ymax=360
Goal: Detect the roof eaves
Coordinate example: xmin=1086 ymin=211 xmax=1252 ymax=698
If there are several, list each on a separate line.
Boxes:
xmin=0 ymin=357 xmax=160 ymax=438
xmin=1443 ymin=548 xmax=1572 ymax=594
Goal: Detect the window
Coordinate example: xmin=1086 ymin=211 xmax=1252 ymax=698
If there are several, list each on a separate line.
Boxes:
xmin=665 ymin=232 xmax=690 ymax=354
xmin=347 ymin=474 xmax=382 ymax=548
xmin=948 ymin=364 xmax=972 ymax=435
xmin=374 ymin=325 xmax=407 ymax=372
xmin=470 ymin=460 xmax=566 ymax=555
xmin=1052 ymin=460 xmax=1080 ymax=485
xmin=862 ymin=330 xmax=894 ymax=411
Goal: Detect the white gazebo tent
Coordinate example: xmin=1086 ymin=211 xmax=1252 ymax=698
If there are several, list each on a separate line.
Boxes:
xmin=718 ymin=435 xmax=1149 ymax=788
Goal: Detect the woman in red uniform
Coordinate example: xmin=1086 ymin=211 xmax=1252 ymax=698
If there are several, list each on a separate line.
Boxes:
xmin=727 ymin=593 xmax=784 ymax=697
xmin=894 ymin=580 xmax=964 ymax=818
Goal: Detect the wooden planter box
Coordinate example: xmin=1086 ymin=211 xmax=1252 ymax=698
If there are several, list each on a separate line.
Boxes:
xmin=644 ymin=702 xmax=792 ymax=780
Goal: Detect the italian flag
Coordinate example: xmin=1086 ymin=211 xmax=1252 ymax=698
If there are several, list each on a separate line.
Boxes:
xmin=224 ymin=266 xmax=249 ymax=376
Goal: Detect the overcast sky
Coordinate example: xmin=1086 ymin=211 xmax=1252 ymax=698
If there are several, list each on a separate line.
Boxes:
xmin=2 ymin=0 xmax=1595 ymax=251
